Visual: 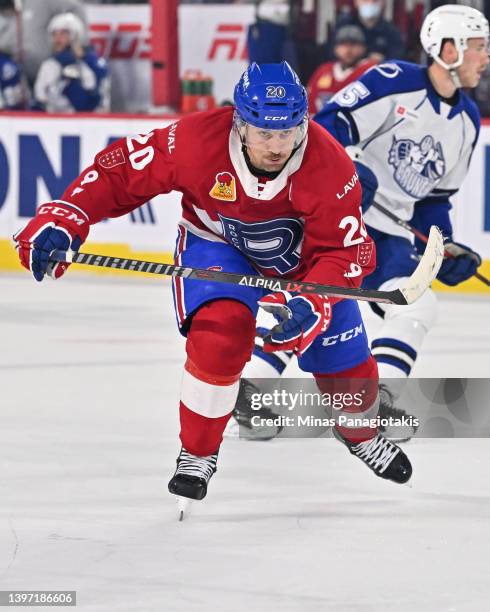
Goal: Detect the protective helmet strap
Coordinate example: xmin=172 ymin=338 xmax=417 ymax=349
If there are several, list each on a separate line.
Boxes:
xmin=449 ymin=67 xmax=462 ymax=89
xmin=432 ymin=37 xmax=467 ymax=88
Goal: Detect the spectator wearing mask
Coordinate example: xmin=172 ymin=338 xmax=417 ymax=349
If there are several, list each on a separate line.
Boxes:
xmin=307 ymin=25 xmax=377 ymax=113
xmin=34 ymin=12 xmax=109 ymax=113
xmin=333 ymin=0 xmax=406 ymax=62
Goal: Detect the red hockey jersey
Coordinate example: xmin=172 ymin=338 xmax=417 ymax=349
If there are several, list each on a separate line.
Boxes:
xmin=61 ymin=106 xmax=374 ymax=290
xmin=307 ymin=59 xmax=378 ymax=114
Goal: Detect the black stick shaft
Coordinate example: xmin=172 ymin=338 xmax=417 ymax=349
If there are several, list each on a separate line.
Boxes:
xmin=50 ymin=250 xmax=408 ymax=305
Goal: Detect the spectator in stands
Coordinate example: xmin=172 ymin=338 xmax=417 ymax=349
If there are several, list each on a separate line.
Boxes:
xmin=21 ymin=0 xmax=88 ymax=85
xmin=0 ymin=50 xmax=23 ymax=109
xmin=333 ymin=0 xmax=406 ymax=62
xmin=0 ymin=0 xmax=16 ymax=56
xmin=0 ymin=0 xmax=23 ymax=109
xmin=33 ymin=12 xmax=109 ymax=113
xmin=247 ymin=0 xmax=298 ymax=70
xmin=307 ymin=25 xmax=377 ymax=114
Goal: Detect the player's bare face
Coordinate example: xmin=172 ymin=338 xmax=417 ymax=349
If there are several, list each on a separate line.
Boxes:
xmin=52 ymin=30 xmax=72 ymax=53
xmin=458 ymin=38 xmax=489 ymax=88
xmin=245 ymin=125 xmax=297 ymax=172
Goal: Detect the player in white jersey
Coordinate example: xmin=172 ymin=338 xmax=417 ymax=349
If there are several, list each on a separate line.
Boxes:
xmin=230 ymin=4 xmax=488 ymax=440
xmin=33 ymin=12 xmax=109 ymax=114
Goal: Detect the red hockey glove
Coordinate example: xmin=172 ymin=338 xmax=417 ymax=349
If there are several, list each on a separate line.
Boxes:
xmin=13 ymin=202 xmax=89 ymax=282
xmin=258 ymin=291 xmax=332 ymax=356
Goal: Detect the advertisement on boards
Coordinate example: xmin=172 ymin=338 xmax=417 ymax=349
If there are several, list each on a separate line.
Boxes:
xmin=0 ymin=115 xmax=182 ymax=255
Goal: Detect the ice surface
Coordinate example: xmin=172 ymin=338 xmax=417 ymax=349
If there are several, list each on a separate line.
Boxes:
xmin=0 ymin=274 xmax=489 ymax=612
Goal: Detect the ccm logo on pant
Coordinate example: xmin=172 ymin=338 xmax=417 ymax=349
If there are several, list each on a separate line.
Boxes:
xmin=322 ymin=323 xmax=363 ymax=346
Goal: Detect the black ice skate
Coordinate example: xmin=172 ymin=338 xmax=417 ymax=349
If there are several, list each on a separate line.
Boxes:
xmin=168 ymin=447 xmax=218 ymax=501
xmin=228 ymin=378 xmax=283 ymax=441
xmin=378 ymin=384 xmax=419 ymax=443
xmin=334 ymin=429 xmax=412 ymax=484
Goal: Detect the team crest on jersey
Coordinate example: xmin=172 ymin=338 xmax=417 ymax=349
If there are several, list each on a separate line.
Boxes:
xmin=218 ymin=214 xmax=303 ymax=274
xmin=99 ymin=147 xmax=126 ymax=169
xmin=388 ymin=135 xmax=445 ymax=199
xmin=209 ymin=172 xmax=236 ymax=202
xmin=357 ymin=241 xmax=374 ymax=266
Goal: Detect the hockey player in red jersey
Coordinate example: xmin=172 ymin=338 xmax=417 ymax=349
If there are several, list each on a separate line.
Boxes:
xmin=14 ymin=62 xmax=412 ymax=502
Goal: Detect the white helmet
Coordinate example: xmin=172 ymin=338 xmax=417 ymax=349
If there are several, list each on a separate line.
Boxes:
xmin=420 ymin=4 xmax=489 ymax=71
xmin=47 ymin=12 xmax=85 ymax=44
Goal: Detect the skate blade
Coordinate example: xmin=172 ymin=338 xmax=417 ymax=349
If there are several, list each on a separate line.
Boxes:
xmin=381 ymin=427 xmax=418 ymax=444
xmin=177 ymin=496 xmax=192 ymax=521
xmin=403 ymin=477 xmax=414 ymax=489
xmin=223 ymin=419 xmax=240 ymax=439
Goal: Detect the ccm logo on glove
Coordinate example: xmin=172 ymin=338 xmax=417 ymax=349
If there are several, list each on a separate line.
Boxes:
xmin=13 ymin=202 xmax=90 ymax=282
xmin=38 ymin=204 xmax=87 ymax=226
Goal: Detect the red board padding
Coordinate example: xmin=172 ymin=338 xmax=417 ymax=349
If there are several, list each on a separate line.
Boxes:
xmin=151 ymin=0 xmax=180 ymax=109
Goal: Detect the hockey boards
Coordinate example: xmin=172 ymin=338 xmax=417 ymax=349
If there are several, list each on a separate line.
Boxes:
xmin=50 ymin=226 xmax=444 ymax=306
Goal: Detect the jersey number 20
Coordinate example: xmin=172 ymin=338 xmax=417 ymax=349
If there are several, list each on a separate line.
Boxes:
xmin=127 ymin=133 xmax=155 ymax=170
xmin=339 ymin=211 xmax=367 ymax=247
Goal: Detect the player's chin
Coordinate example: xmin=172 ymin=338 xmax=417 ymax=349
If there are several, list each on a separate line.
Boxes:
xmin=473 ymin=73 xmax=483 ymax=86
xmin=461 ymin=75 xmax=479 ymax=88
xmin=265 ymin=158 xmax=285 ymax=170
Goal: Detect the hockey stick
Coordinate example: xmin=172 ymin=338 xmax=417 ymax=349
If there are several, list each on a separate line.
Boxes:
xmin=50 ymin=226 xmax=443 ymax=306
xmin=372 ymin=200 xmax=490 ymax=287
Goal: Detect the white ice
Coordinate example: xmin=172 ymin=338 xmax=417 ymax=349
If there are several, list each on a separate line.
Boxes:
xmin=1 ymin=273 xmax=489 ymax=612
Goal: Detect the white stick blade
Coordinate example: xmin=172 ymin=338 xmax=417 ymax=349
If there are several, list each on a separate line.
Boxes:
xmin=400 ymin=225 xmax=444 ymax=305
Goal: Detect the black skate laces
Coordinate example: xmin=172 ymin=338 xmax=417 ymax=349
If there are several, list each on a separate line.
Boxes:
xmin=351 ymin=435 xmax=400 ymax=474
xmin=176 ymin=448 xmax=218 ymax=481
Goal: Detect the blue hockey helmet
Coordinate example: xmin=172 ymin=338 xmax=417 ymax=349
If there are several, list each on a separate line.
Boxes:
xmin=234 ymin=61 xmax=308 ymax=130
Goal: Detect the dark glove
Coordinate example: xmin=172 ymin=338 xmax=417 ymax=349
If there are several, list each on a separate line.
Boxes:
xmin=437 ymin=241 xmax=481 ymax=286
xmin=54 ymin=48 xmax=78 ymax=68
xmin=354 ymin=161 xmax=378 ymax=212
